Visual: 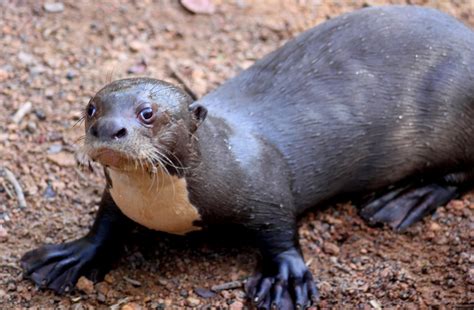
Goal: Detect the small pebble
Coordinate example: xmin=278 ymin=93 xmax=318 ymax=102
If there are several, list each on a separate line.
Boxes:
xmin=47 ymin=144 xmax=63 ymax=154
xmin=127 ymin=62 xmax=147 ymax=74
xmin=123 ymin=276 xmax=142 ymax=287
xmin=369 ymin=299 xmax=382 ymax=310
xmin=179 ymin=289 xmax=188 ymax=298
xmin=181 ymin=0 xmax=215 ymax=14
xmin=18 ymin=52 xmax=35 ymax=65
xmin=429 ymin=222 xmax=441 ymax=231
xmin=7 ymin=283 xmax=16 ymax=292
xmin=194 ymin=287 xmax=216 ymax=298
xmin=95 ymin=282 xmax=109 ymax=296
xmin=446 ymin=278 xmax=455 ymax=288
xmin=449 ymin=200 xmax=464 ymax=210
xmin=220 ymin=290 xmax=231 ymax=299
xmin=43 ymin=183 xmax=56 ymax=198
xmin=229 ymin=300 xmax=244 ymax=310
xmin=0 ymin=68 xmax=9 ymax=81
xmin=43 ymin=2 xmax=64 ymax=13
xmin=47 ymin=152 xmax=76 ymax=167
xmin=467 ymin=269 xmax=474 ymax=285
xmin=34 ymin=109 xmax=47 ymax=121
xmin=44 ymin=88 xmax=54 ymax=100
xmin=186 ymin=297 xmax=200 ymax=307
xmin=323 ymin=242 xmax=340 ymax=256
xmin=0 ymin=225 xmax=8 ymax=240
xmin=26 ymin=121 xmax=37 ymax=133
xmin=66 ymin=70 xmax=77 ymax=80
xmin=76 ymin=276 xmax=94 ymax=295
xmin=157 ymin=278 xmax=168 ymax=286
xmin=121 ymin=303 xmax=141 ymax=310
xmin=129 ymin=41 xmax=145 ymax=52
xmin=104 ymin=274 xmax=115 ymax=284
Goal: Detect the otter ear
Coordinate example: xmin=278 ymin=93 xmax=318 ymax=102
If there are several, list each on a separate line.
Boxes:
xmin=189 ymin=103 xmax=207 ymax=132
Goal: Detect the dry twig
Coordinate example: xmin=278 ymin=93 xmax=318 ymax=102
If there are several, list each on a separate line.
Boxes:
xmin=0 ymin=166 xmax=27 ymax=208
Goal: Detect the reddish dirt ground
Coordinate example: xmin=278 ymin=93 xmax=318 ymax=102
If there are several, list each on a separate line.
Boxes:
xmin=0 ymin=0 xmax=473 ymax=309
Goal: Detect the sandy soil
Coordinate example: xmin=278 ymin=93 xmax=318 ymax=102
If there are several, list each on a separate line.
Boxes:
xmin=0 ymin=0 xmax=473 ymax=308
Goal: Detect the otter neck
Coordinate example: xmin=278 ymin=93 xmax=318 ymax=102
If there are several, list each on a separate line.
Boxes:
xmin=155 ymin=121 xmax=201 ymax=177
xmin=106 ymin=165 xmax=202 ymax=235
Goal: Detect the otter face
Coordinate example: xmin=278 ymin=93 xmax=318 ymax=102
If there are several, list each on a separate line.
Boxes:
xmin=79 ymin=78 xmax=207 ymax=172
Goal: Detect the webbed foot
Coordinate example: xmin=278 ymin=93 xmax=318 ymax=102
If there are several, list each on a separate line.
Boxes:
xmin=245 ymin=249 xmax=319 ymax=309
xmin=360 ymin=183 xmax=458 ymax=231
xmin=21 ymin=237 xmax=110 ymax=293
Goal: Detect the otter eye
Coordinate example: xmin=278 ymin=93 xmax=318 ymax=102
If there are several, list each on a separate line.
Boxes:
xmin=86 ymin=104 xmax=96 ymax=117
xmin=139 ymin=107 xmax=154 ymax=123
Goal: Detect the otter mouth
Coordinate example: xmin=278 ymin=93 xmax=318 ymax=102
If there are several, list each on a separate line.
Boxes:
xmin=79 ymin=135 xmax=168 ymax=172
xmin=88 ymin=147 xmax=131 ymax=169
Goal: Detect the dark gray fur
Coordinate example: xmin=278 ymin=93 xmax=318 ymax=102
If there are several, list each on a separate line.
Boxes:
xmin=189 ymin=6 xmax=474 ymax=226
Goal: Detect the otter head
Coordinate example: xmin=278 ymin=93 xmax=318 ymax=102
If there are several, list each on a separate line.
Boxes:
xmin=80 ymin=77 xmax=207 ymax=173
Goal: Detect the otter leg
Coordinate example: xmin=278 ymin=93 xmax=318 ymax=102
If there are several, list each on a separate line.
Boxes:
xmin=245 ymin=227 xmax=319 ymax=309
xmin=21 ymin=190 xmax=134 ymax=293
xmin=359 ymin=171 xmax=474 ymax=231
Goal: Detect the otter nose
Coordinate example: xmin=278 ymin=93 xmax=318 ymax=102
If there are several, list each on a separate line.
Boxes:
xmin=90 ymin=118 xmax=128 ymax=140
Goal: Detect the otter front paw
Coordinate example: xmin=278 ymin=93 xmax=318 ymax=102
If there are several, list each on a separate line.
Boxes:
xmin=245 ymin=249 xmax=319 ymax=309
xmin=21 ymin=237 xmax=107 ymax=294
